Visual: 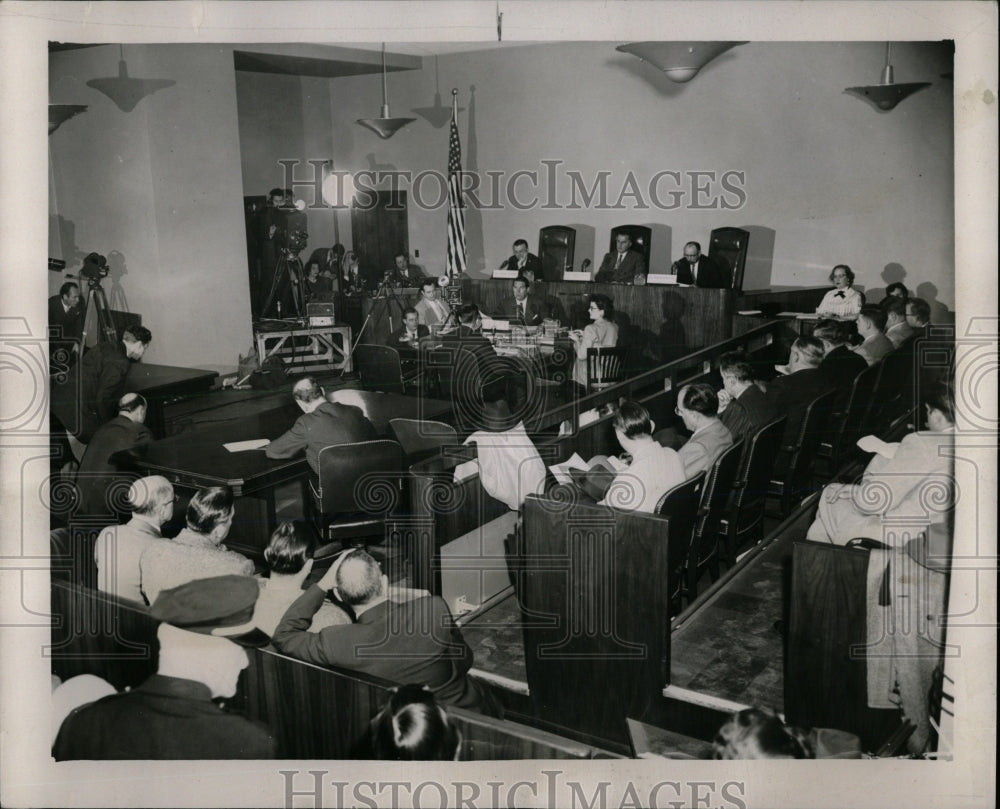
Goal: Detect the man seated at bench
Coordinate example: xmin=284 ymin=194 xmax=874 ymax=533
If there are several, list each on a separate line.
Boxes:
xmin=94 ymin=475 xmax=175 ymax=603
xmin=601 ymin=401 xmax=685 ymax=513
xmin=53 ymin=576 xmax=278 ymax=759
xmin=273 ymin=549 xmax=495 ymax=713
xmin=361 ymin=684 xmax=462 ymax=761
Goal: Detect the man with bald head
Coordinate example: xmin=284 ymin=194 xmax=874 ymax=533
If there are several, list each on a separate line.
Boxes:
xmin=263 ymin=376 xmax=376 ymax=475
xmin=94 ymin=475 xmax=175 ymax=603
xmin=75 ymin=392 xmax=154 ymax=518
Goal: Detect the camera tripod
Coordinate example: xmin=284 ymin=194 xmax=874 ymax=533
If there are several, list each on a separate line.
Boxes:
xmin=78 ymin=277 xmax=120 ymax=346
xmin=262 ymin=248 xmax=305 ymax=319
xmin=335 ymin=277 xmax=406 ymax=378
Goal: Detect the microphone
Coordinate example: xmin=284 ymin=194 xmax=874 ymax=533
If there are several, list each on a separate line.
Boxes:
xmin=581 ymin=258 xmax=592 ymax=271
xmin=498 ymin=258 xmax=510 ymax=271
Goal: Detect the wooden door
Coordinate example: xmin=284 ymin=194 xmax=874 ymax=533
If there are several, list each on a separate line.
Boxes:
xmin=351 ymin=190 xmax=408 ymax=283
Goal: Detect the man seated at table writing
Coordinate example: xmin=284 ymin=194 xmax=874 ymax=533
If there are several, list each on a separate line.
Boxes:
xmin=272 ymin=549 xmax=493 ymax=712
xmin=671 ymin=241 xmax=730 ymax=288
xmin=387 ymin=307 xmax=429 ymax=348
xmin=139 ymin=486 xmax=254 ymax=605
xmin=502 ymin=238 xmax=543 ymax=281
xmin=263 ymin=376 xmax=377 ymax=475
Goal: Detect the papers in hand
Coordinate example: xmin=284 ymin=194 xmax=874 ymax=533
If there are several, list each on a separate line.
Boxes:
xmin=856 ymin=435 xmax=898 ymax=458
xmin=224 ymin=439 xmax=270 ymax=452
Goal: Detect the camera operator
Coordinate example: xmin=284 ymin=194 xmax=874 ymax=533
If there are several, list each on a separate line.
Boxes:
xmin=48 ymin=280 xmax=85 ymax=366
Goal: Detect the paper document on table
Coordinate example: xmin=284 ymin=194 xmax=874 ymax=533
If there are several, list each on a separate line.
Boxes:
xmin=795 ymin=313 xmax=820 ymax=320
xmin=223 ymin=439 xmax=270 ymax=452
xmin=549 ymin=452 xmax=589 ymax=485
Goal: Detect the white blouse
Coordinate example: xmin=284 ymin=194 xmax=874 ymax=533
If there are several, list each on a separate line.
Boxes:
xmin=816 ymin=286 xmax=863 ymax=317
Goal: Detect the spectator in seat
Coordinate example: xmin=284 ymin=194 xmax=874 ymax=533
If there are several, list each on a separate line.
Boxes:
xmin=273 ymin=549 xmax=494 ymax=712
xmin=53 ymin=576 xmax=277 ymax=760
xmin=75 ymin=392 xmax=154 ymax=519
xmin=717 ymin=352 xmax=777 ymax=445
xmin=252 ymin=522 xmax=351 ymax=637
xmin=884 ymin=281 xmax=909 ymax=302
xmin=673 ymin=383 xmax=734 ymax=478
xmin=367 ymin=684 xmax=462 ymax=761
xmin=883 ymin=297 xmax=918 ymax=349
xmin=94 ymin=474 xmax=175 ymax=603
xmin=813 ymin=319 xmax=867 ymax=391
xmin=600 ymin=401 xmax=685 ymax=514
xmin=139 ymin=486 xmax=253 ymax=604
xmin=806 ymin=382 xmax=956 ymax=546
xmin=852 ymin=305 xmax=895 ymax=366
xmin=905 ymin=297 xmax=932 ymax=335
xmin=764 ymin=336 xmax=828 ymax=444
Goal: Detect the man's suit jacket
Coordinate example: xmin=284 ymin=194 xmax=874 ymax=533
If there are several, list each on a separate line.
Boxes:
xmin=388 ymin=265 xmax=425 ymax=287
xmin=820 ymin=345 xmax=868 ymax=391
xmin=51 ymin=341 xmax=133 ymax=442
xmin=53 ymin=674 xmax=278 ymax=760
xmin=76 ymin=415 xmax=154 ymax=517
xmin=414 ymin=296 xmax=452 ymax=328
xmin=48 ymin=294 xmax=85 ymax=343
xmin=886 ymin=321 xmax=919 ymax=349
xmin=265 ymin=401 xmax=377 ymax=473
xmin=672 ymin=254 xmax=731 ymax=288
xmin=273 ymin=586 xmax=483 ymax=709
xmin=720 ymin=384 xmax=778 ymax=445
xmin=504 ymin=252 xmax=543 ymax=280
xmin=594 ymin=250 xmax=646 ymax=284
xmin=678 ymin=419 xmax=734 ymax=478
xmin=95 ymin=515 xmax=164 ymax=603
xmin=496 ymin=294 xmax=547 ymax=326
xmin=387 ymin=323 xmax=430 ymax=347
xmin=853 ymin=333 xmax=895 ymax=366
xmin=764 ymin=367 xmax=828 ymax=444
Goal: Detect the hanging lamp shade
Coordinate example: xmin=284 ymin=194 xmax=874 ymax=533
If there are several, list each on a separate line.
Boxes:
xmin=845 ymin=43 xmax=930 ymax=112
xmin=356 ymin=44 xmax=416 ymax=139
xmin=86 ymin=45 xmax=175 ymax=112
xmin=49 ymin=104 xmax=88 ymax=134
xmin=412 ymin=55 xmax=464 ymax=128
xmin=616 ymin=41 xmax=743 ymax=83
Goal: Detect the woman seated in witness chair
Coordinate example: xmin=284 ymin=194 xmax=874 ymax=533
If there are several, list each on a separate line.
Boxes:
xmin=568 ymin=293 xmax=618 ymax=390
xmin=815 ymin=264 xmax=864 ymax=318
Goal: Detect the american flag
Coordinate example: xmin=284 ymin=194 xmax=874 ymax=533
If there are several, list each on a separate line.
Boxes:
xmin=445 ymin=94 xmax=467 ymax=277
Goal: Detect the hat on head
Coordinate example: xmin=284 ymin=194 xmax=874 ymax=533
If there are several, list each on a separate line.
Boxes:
xmin=150 ymin=576 xmax=269 ymax=647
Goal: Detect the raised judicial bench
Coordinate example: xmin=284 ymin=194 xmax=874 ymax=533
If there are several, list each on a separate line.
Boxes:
xmin=405 ymin=320 xmax=790 ymax=599
xmin=49 ymin=579 xmax=620 ymax=760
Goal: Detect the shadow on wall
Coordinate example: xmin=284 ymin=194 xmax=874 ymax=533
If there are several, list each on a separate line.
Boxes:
xmin=741 ymin=226 xmax=775 ymax=290
xmin=868 ymin=262 xmax=908 ymax=303
xmin=105 ymin=250 xmax=131 ymax=313
xmin=916 ymin=282 xmax=954 ymax=325
xmin=571 ymin=225 xmax=596 ymax=273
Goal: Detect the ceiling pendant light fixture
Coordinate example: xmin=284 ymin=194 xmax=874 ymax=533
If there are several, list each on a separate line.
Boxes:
xmin=49 ymin=104 xmax=88 ymax=134
xmin=356 ymin=43 xmax=416 ymax=139
xmin=844 ymin=43 xmax=931 ymax=112
xmin=411 ymin=55 xmax=464 ymax=129
xmin=615 ymin=41 xmax=744 ymax=83
xmin=86 ymin=45 xmax=176 ymax=113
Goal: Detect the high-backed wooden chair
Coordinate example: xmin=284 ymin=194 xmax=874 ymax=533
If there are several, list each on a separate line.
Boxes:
xmin=685 ymin=440 xmax=743 ymax=602
xmin=719 ymin=416 xmax=787 ymax=568
xmin=538 ymin=226 xmax=576 ymax=281
xmin=354 ymin=344 xmax=419 ymax=396
xmin=586 ymin=346 xmax=628 ymax=392
xmin=707 ymin=227 xmax=749 ymax=291
xmin=769 ymin=389 xmax=838 ymax=516
xmin=609 ymin=225 xmax=652 ymax=270
xmin=388 ymin=418 xmax=458 ymax=465
xmin=654 ymin=472 xmax=707 ymax=613
xmin=814 ymin=362 xmax=881 ymax=480
xmin=310 ymin=439 xmax=405 ymax=559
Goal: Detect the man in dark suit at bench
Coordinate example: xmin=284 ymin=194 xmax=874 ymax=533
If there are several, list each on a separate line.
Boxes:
xmin=273 ymin=549 xmax=493 ymax=713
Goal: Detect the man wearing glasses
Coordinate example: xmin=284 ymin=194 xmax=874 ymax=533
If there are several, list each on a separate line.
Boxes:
xmin=595 ymin=233 xmax=646 ymax=284
xmin=672 ymin=241 xmax=730 ymax=288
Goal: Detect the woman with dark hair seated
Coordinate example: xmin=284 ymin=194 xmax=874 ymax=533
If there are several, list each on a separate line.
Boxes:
xmin=884 ymin=281 xmax=909 ymax=301
xmin=568 ymin=293 xmax=618 ymax=389
xmin=368 ymin=684 xmax=462 ymax=761
xmin=816 ymin=264 xmax=864 ymax=318
xmin=253 ymin=522 xmax=351 ymax=636
xmin=713 ymin=708 xmax=813 ymax=759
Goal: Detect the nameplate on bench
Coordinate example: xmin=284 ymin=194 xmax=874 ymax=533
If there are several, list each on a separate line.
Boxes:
xmin=562 ymin=271 xmax=592 ymax=282
xmin=492 ymin=269 xmax=520 ymax=279
xmin=646 ymin=274 xmax=679 ymax=285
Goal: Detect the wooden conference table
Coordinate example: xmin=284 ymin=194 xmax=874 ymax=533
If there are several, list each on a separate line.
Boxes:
xmin=124 ymin=362 xmax=219 ymax=438
xmin=117 ymin=390 xmax=451 ymax=559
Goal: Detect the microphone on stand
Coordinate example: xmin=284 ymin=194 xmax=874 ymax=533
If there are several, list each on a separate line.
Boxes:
xmin=498 ymin=258 xmax=510 ymax=271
